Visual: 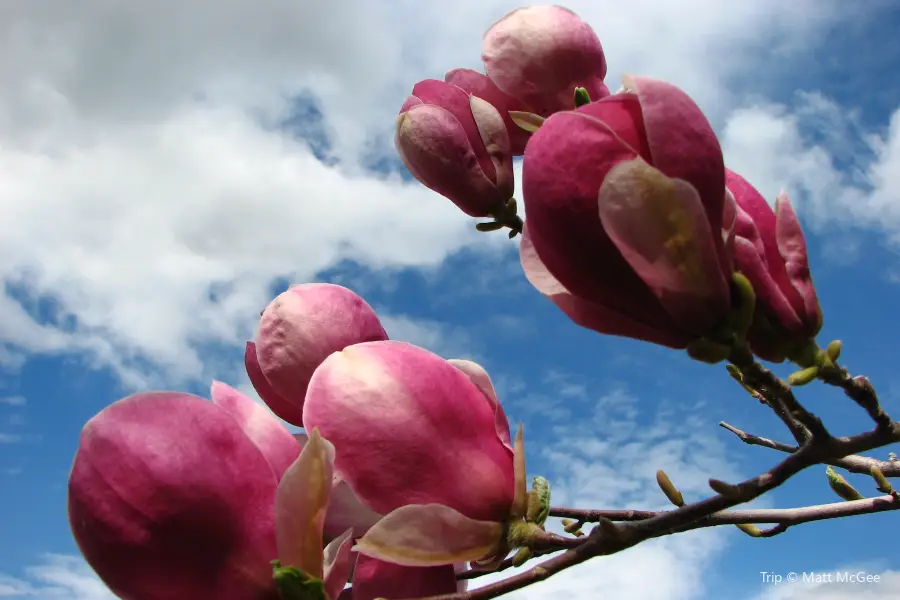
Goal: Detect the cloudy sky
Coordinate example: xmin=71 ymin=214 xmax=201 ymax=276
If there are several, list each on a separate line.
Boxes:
xmin=1 ymin=0 xmax=900 ymax=598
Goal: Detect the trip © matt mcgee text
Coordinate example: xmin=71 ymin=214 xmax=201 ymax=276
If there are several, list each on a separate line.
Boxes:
xmin=761 ymin=571 xmax=882 ymax=585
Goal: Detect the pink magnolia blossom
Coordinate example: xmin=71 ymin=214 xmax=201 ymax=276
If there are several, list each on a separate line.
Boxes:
xmin=521 ymin=75 xmax=735 ymax=348
xmin=445 ymin=68 xmax=534 ymax=155
xmin=396 ymin=79 xmax=515 ymax=217
xmin=67 ymin=384 xmax=298 ymax=600
xmin=302 ymin=342 xmax=516 ymax=577
xmin=247 ymin=283 xmax=388 ymax=426
xmin=68 ymin=384 xmax=363 ymax=600
xmin=726 ymin=169 xmax=822 ymax=361
xmin=482 ymin=5 xmax=610 ymax=117
xmin=303 ymin=341 xmax=514 ymax=522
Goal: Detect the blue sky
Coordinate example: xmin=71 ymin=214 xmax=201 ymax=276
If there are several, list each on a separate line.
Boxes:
xmin=2 ymin=1 xmax=900 ymax=599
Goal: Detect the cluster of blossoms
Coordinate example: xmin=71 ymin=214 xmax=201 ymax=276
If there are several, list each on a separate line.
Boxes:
xmin=68 ymin=5 xmax=827 ymax=600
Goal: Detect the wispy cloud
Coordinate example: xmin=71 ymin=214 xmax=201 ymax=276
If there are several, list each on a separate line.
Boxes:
xmin=0 ymin=555 xmax=115 ymax=599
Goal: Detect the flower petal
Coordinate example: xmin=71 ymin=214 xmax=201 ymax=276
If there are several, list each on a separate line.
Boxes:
xmin=445 ymin=67 xmax=533 ymax=155
xmin=245 ymin=341 xmax=305 ymax=426
xmin=275 ymin=428 xmax=335 ymax=579
xmin=470 ymin=94 xmax=514 ymax=198
xmin=323 ymin=528 xmax=355 ymax=600
xmin=775 ymin=191 xmax=822 ymax=334
xmin=351 ymin=556 xmax=458 ymax=600
xmin=446 ymin=359 xmax=512 ymax=450
xmin=355 ymin=504 xmax=503 ymax=567
xmin=324 ymin=479 xmax=383 ymax=542
xmin=598 ymin=158 xmax=731 ymax=334
xmin=520 ymin=224 xmax=691 ymax=348
xmin=211 ymin=381 xmax=301 ymax=481
xmin=510 ymin=424 xmax=527 ymax=520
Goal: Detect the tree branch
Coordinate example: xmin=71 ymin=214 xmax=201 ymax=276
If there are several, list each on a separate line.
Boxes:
xmin=719 ymin=421 xmax=900 ymax=477
xmin=548 ymin=494 xmax=899 ymax=528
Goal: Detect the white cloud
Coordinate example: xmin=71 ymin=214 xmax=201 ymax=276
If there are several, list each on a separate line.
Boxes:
xmin=721 ymin=96 xmax=900 ymax=245
xmin=0 ymin=396 xmax=26 ymax=406
xmin=0 ymin=555 xmax=115 ymax=599
xmin=0 ymin=0 xmax=894 ymax=388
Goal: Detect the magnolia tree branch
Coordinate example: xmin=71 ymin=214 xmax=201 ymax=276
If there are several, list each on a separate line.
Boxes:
xmin=547 ymin=495 xmax=899 ymax=528
xmin=719 ymin=421 xmax=900 ymax=477
xmin=403 ymin=362 xmax=900 ymax=600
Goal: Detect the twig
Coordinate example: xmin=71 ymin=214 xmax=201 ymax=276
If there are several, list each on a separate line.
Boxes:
xmin=819 ymin=368 xmax=892 ymax=429
xmin=727 ymin=345 xmax=825 ymax=444
xmin=549 ymin=495 xmax=899 ymax=528
xmin=719 ymin=421 xmax=900 ymax=477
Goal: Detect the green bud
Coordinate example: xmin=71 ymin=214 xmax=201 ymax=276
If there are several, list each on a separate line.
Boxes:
xmin=271 ymin=560 xmax=328 ymax=600
xmin=826 ymin=466 xmax=865 ymax=501
xmin=511 ymin=547 xmax=533 ymax=567
xmin=508 ymin=111 xmax=545 ymax=133
xmin=735 ymin=523 xmax=764 ymax=537
xmin=475 ymin=221 xmax=504 ymax=232
xmin=506 ymin=198 xmax=518 ymax=213
xmin=656 ymin=470 xmax=684 ymax=507
xmin=686 ymin=338 xmax=732 ymax=364
xmin=526 ymin=476 xmax=551 ymax=526
xmin=574 ymin=87 xmax=592 ymax=107
xmin=726 ymin=364 xmax=743 ymax=382
xmin=709 ymin=479 xmax=743 ymax=498
xmin=787 ymin=366 xmax=819 ymax=387
xmin=826 ymin=340 xmax=842 ymax=363
xmin=730 ymin=272 xmax=756 ymax=340
xmin=870 ymin=466 xmax=892 ymax=494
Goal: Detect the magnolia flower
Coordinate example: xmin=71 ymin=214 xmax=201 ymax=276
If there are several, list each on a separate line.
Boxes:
xmin=246 ymin=283 xmax=388 ymax=426
xmin=303 ymin=342 xmax=535 ymax=577
xmin=521 ymin=75 xmax=736 ymax=351
xmin=395 ymin=79 xmax=515 ymax=218
xmin=482 ymin=5 xmax=610 ymax=116
xmin=68 ymin=384 xmax=372 ymax=600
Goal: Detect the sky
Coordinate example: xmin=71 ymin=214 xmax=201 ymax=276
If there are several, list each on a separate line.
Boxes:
xmin=1 ymin=0 xmax=900 ymax=598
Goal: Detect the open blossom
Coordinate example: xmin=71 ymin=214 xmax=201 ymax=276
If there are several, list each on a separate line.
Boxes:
xmin=726 ymin=169 xmax=822 ymax=361
xmin=303 ymin=342 xmax=515 ymax=591
xmin=482 ymin=5 xmax=610 ymax=116
xmin=520 ymin=75 xmax=735 ymax=348
xmin=395 ymin=79 xmax=515 ymax=217
xmin=246 ymin=283 xmax=388 ymax=426
xmin=68 ymin=383 xmax=300 ymax=600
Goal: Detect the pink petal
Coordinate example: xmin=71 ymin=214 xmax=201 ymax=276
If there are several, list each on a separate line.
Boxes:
xmin=275 ymin=428 xmax=335 ymax=579
xmin=351 ymin=556 xmax=458 ymax=600
xmin=445 ymin=67 xmax=533 ymax=155
xmin=510 ymin=425 xmax=527 ymax=519
xmin=395 ymin=104 xmax=508 ymax=217
xmin=446 ymin=359 xmax=512 ymax=450
xmin=303 ymin=341 xmax=514 ymax=523
xmin=483 ymin=5 xmax=608 ymax=116
xmin=210 ymin=381 xmax=301 ymax=482
xmin=355 ymin=504 xmax=503 ymax=567
xmin=68 ymin=392 xmax=279 ymax=600
xmin=775 ymin=191 xmax=822 ymax=334
xmin=625 ymin=75 xmax=726 ymax=255
xmin=323 ymin=529 xmax=355 ymax=600
xmin=245 ymin=341 xmax=304 ymax=426
xmin=520 ymin=226 xmax=691 ymax=348
xmin=598 ymin=158 xmax=731 ymax=335
xmin=408 ymin=79 xmax=498 ymax=183
xmin=256 ymin=284 xmax=387 ymax=418
xmin=324 ymin=480 xmax=383 ymax=542
xmin=470 ymin=94 xmax=514 ymax=199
